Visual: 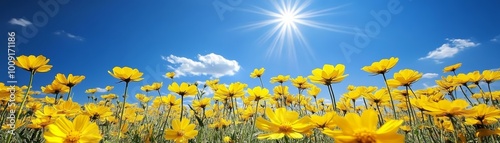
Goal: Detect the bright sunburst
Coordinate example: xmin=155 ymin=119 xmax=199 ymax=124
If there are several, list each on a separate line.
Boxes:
xmin=241 ymin=0 xmax=351 ymax=62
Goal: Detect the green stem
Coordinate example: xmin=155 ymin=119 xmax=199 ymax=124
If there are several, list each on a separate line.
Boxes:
xmin=117 ymin=81 xmax=130 ymax=140
xmin=180 ymin=96 xmax=184 ymax=120
xmin=66 ymin=86 xmax=73 ymax=101
xmin=7 ymin=71 xmax=34 ymax=143
xmin=382 ymin=73 xmax=397 ymax=119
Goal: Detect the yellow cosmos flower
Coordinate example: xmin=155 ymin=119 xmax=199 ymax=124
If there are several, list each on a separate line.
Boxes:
xmin=464 ymin=104 xmax=500 ymax=125
xmin=108 ymin=66 xmax=144 ymax=82
xmin=422 ymin=99 xmax=472 ymax=117
xmin=270 ymin=75 xmax=290 ymax=83
xmin=14 ymin=55 xmax=52 ymax=73
xmin=322 ymin=109 xmax=404 ymax=143
xmin=85 ymin=88 xmax=97 ymax=94
xmin=41 ymin=81 xmax=69 ymax=95
xmin=291 ymin=76 xmax=312 ymax=90
xmin=192 ymin=98 xmax=211 ymax=109
xmin=168 ymin=82 xmax=197 ymax=97
xmin=310 ymin=111 xmax=337 ymax=130
xmin=44 ymin=115 xmax=102 ymax=143
xmin=361 ymin=57 xmax=399 ymax=75
xmin=55 ymin=73 xmax=85 ymax=87
xmin=482 ymin=70 xmax=500 ymax=83
xmin=164 ymin=118 xmax=199 ymax=143
xmin=247 ymin=86 xmax=271 ymax=102
xmin=387 ymin=69 xmax=422 ymax=87
xmin=105 ymin=86 xmax=114 ymax=91
xmin=256 ymin=108 xmax=313 ymax=140
xmin=250 ymin=67 xmax=265 ymax=78
xmin=165 ymin=72 xmax=176 ymax=79
xmin=308 ymin=64 xmax=348 ymax=85
xmin=307 ymin=85 xmax=321 ymax=98
xmin=443 ymin=63 xmax=462 ymax=73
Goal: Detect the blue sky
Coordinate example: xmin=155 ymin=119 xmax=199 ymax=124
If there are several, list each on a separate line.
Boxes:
xmin=2 ymin=0 xmax=500 ymax=105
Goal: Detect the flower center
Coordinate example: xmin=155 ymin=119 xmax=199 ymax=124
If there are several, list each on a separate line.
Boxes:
xmin=65 ymin=131 xmax=80 ymax=143
xmin=353 ymin=130 xmax=376 ymax=143
xmin=177 ymin=130 xmax=185 ymax=137
xmin=278 ymin=122 xmax=293 ymax=133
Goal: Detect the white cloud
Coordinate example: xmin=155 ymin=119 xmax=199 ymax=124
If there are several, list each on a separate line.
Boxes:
xmin=54 ymin=30 xmax=84 ymax=41
xmin=95 ymin=88 xmax=107 ymax=93
xmin=491 ymin=35 xmax=500 ymax=42
xmin=162 ymin=53 xmax=240 ymax=78
xmin=422 ymin=73 xmax=439 ymax=79
xmin=423 ymin=83 xmax=438 ymax=88
xmin=8 ymin=18 xmax=32 ymax=27
xmin=419 ymin=39 xmax=479 ymax=63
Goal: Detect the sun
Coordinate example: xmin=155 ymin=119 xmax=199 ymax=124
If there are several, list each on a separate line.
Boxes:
xmin=240 ymin=0 xmax=351 ymax=63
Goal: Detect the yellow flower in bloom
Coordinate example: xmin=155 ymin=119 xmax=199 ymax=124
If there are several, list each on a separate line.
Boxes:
xmin=14 ymin=55 xmax=52 ymax=73
xmin=215 ymin=82 xmax=247 ymax=99
xmin=83 ymin=103 xmax=113 ymax=121
xmin=164 ymin=118 xmax=199 ymax=143
xmin=55 ymin=73 xmax=85 ymax=87
xmin=44 ymin=115 xmax=102 ymax=143
xmin=247 ymin=86 xmax=271 ymax=102
xmin=308 ymin=64 xmax=348 ymax=85
xmin=105 ymin=86 xmax=114 ymax=91
xmin=255 ymin=108 xmax=313 ymax=139
xmin=223 ymin=136 xmax=232 ymax=143
xmin=101 ymin=93 xmax=117 ymax=100
xmin=150 ymin=82 xmax=163 ymax=91
xmin=310 ymin=111 xmax=337 ymax=130
xmin=443 ymin=63 xmax=462 ymax=73
xmin=192 ymin=98 xmax=211 ymax=109
xmin=307 ymin=85 xmax=321 ymax=98
xmin=168 ymin=82 xmax=197 ymax=97
xmin=209 ymin=118 xmax=232 ymax=129
xmin=85 ymin=88 xmax=97 ymax=94
xmin=135 ymin=93 xmax=152 ymax=103
xmin=387 ymin=69 xmax=422 ymax=87
xmin=54 ymin=99 xmax=82 ymax=117
xmin=361 ymin=57 xmax=399 ymax=75
xmin=467 ymin=71 xmax=483 ymax=85
xmin=482 ymin=70 xmax=500 ymax=83
xmin=291 ymin=76 xmax=312 ymax=90
xmin=41 ymin=81 xmax=69 ymax=95
xmin=250 ymin=67 xmax=265 ymax=78
xmin=322 ymin=109 xmax=404 ymax=143
xmin=270 ymin=75 xmax=290 ymax=83
xmin=108 ymin=66 xmax=144 ymax=82
xmin=165 ymin=72 xmax=176 ymax=79
xmin=464 ymin=104 xmax=500 ymax=125
xmin=422 ymin=99 xmax=472 ymax=117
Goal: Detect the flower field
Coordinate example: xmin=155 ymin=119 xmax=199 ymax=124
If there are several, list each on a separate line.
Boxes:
xmin=2 ymin=55 xmax=500 ymax=143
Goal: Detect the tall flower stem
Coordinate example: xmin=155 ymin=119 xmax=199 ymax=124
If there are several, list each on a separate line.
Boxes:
xmin=117 ymin=81 xmax=130 ymax=140
xmin=382 ymin=73 xmax=397 ymax=119
xmin=66 ymin=87 xmax=73 ymax=101
xmin=7 ymin=71 xmax=34 ymax=143
xmin=327 ymin=84 xmax=336 ymax=111
xmin=180 ymin=96 xmax=184 ymax=120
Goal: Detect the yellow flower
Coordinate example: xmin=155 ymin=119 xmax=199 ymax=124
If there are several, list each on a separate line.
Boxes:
xmin=223 ymin=136 xmax=232 ymax=143
xmin=310 ymin=111 xmax=337 ymax=130
xmin=192 ymin=98 xmax=211 ymax=109
xmin=108 ymin=66 xmax=144 ymax=82
xmin=291 ymin=76 xmax=312 ymax=90
xmin=387 ymin=69 xmax=422 ymax=87
xmin=41 ymin=81 xmax=69 ymax=95
xmin=105 ymin=86 xmax=114 ymax=91
xmin=443 ymin=63 xmax=462 ymax=73
xmin=307 ymin=85 xmax=321 ymax=98
xmin=250 ymin=67 xmax=265 ymax=78
xmin=256 ymin=108 xmax=313 ymax=140
xmin=270 ymin=75 xmax=290 ymax=83
xmin=14 ymin=55 xmax=52 ymax=73
xmin=135 ymin=93 xmax=152 ymax=103
xmin=464 ymin=104 xmax=500 ymax=125
xmin=150 ymin=82 xmax=163 ymax=91
xmin=361 ymin=57 xmax=399 ymax=75
xmin=165 ymin=72 xmax=176 ymax=79
xmin=44 ymin=115 xmax=102 ymax=143
xmin=168 ymin=82 xmax=197 ymax=97
xmin=55 ymin=73 xmax=85 ymax=87
xmin=214 ymin=82 xmax=247 ymax=99
xmin=83 ymin=103 xmax=113 ymax=121
xmin=247 ymin=86 xmax=271 ymax=101
xmin=101 ymin=93 xmax=117 ymax=100
xmin=164 ymin=118 xmax=199 ymax=143
xmin=85 ymin=88 xmax=97 ymax=94
xmin=482 ymin=70 xmax=500 ymax=83
xmin=322 ymin=109 xmax=404 ymax=143
xmin=422 ymin=99 xmax=472 ymax=117
xmin=308 ymin=64 xmax=348 ymax=85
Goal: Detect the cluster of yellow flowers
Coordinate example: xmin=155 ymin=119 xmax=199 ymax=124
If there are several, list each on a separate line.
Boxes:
xmin=1 ymin=55 xmax=500 ymax=143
